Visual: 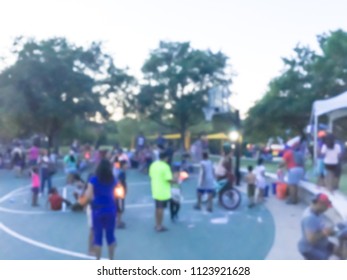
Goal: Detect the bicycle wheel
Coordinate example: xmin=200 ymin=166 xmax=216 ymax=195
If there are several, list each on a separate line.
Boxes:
xmin=219 ymin=188 xmax=241 ymax=210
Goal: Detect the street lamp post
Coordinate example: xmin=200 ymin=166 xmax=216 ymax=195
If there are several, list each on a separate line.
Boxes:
xmin=228 ymin=110 xmax=241 ymax=186
xmin=203 ymin=87 xmax=241 ymax=185
xmin=235 ymin=110 xmax=241 ymax=186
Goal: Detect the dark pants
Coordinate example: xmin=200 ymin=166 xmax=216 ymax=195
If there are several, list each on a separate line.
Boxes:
xmin=170 ymin=199 xmax=180 ymax=220
xmin=92 ymin=210 xmax=116 ymax=246
xmin=301 ymin=242 xmax=334 ymax=260
xmin=40 ymin=168 xmax=52 ymax=194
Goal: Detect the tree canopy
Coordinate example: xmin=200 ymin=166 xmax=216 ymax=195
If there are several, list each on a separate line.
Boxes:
xmin=0 ymin=37 xmax=133 ymax=146
xmin=244 ymin=29 xmax=347 ymax=142
xmin=129 ymin=41 xmax=232 ymax=146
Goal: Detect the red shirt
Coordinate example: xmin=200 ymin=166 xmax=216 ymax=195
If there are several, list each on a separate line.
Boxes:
xmin=283 ymin=150 xmax=296 ymax=169
xmin=49 ymin=194 xmax=63 ymax=211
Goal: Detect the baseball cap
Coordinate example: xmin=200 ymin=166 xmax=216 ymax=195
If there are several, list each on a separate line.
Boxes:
xmin=312 ymin=193 xmax=332 ymax=208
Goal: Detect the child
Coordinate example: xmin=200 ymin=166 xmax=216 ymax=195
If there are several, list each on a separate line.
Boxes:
xmin=116 ymin=160 xmax=128 ymax=229
xmin=31 ymin=166 xmax=40 ymax=206
xmin=170 ymin=167 xmax=182 ymax=222
xmin=255 ymin=158 xmax=266 ymax=203
xmin=112 ymin=156 xmax=120 ymax=179
xmin=48 ymin=187 xmax=71 ymax=211
xmin=77 ymin=173 xmax=95 ymax=256
xmin=72 ymin=174 xmax=85 ymax=203
xmin=195 ymin=152 xmax=215 ymax=212
xmin=276 ymin=166 xmax=285 ymax=184
xmin=245 ymin=165 xmax=256 ymax=208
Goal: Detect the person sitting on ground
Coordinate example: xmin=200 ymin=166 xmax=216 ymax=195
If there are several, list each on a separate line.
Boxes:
xmin=298 ymin=193 xmax=342 ymax=260
xmin=48 ymin=187 xmax=71 ymax=211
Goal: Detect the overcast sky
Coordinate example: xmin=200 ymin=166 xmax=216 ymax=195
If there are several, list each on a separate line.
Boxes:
xmin=1 ymin=0 xmax=347 ymax=117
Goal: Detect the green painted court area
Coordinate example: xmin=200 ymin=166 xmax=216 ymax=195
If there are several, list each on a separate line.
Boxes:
xmin=0 ymin=169 xmax=275 ymax=260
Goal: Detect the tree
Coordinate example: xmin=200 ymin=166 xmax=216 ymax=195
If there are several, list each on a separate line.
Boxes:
xmin=130 ymin=41 xmax=232 ymax=147
xmin=0 ymin=37 xmax=133 ymax=147
xmin=244 ymin=29 xmax=347 ymax=142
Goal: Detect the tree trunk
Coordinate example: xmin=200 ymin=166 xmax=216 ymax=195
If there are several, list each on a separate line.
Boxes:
xmin=48 ymin=133 xmax=54 ymax=150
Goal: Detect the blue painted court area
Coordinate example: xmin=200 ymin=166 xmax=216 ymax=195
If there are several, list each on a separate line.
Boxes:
xmin=0 ymin=169 xmax=275 ymax=260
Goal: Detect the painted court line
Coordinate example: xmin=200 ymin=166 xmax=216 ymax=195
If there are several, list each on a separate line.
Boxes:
xmin=0 ymin=185 xmax=30 ymax=204
xmin=0 ymin=207 xmax=45 ymax=215
xmin=126 ymin=199 xmax=196 ymax=209
xmin=0 ymin=222 xmax=99 ymax=260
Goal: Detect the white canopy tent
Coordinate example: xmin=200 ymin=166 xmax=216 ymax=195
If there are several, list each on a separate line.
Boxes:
xmin=310 ymin=91 xmax=347 ymax=162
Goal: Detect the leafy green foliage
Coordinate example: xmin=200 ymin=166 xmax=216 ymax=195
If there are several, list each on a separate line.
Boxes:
xmin=130 ymin=41 xmax=232 ymax=145
xmin=0 ymin=37 xmax=133 ymax=147
xmin=244 ymin=29 xmax=347 ymax=142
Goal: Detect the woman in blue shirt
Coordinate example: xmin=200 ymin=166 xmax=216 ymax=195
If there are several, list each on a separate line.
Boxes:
xmin=85 ymin=159 xmax=117 ymax=260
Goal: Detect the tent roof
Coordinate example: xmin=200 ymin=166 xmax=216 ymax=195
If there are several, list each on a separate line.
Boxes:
xmin=206 ymin=133 xmax=229 ymax=140
xmin=313 ymin=91 xmax=347 ymax=117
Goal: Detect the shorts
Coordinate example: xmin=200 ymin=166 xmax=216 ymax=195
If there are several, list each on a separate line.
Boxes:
xmin=32 ymin=187 xmax=39 ymax=194
xmin=247 ymin=184 xmax=256 ymax=197
xmin=287 ymin=167 xmax=304 ymax=186
xmin=300 ymin=242 xmax=334 ymax=260
xmin=155 ymin=199 xmax=170 ymax=209
xmin=197 ymin=188 xmax=215 ymax=194
xmin=256 ymin=179 xmax=266 ymax=189
xmin=116 ymin=199 xmax=125 ymax=213
xmin=325 ymin=164 xmax=341 ymax=177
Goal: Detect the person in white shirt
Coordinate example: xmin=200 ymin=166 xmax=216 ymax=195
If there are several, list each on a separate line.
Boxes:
xmin=254 ymin=158 xmax=266 ymax=203
xmin=320 ymin=134 xmax=342 ymax=191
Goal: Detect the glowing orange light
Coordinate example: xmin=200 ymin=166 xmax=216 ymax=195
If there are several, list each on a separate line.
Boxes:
xmin=114 ymin=184 xmax=125 ymax=199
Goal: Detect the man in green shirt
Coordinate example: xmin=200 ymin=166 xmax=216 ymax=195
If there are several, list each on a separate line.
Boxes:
xmin=149 ymin=152 xmax=174 ymax=232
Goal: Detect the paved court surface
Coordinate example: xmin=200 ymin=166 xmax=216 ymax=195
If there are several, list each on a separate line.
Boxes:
xmin=0 ymin=168 xmax=278 ymax=260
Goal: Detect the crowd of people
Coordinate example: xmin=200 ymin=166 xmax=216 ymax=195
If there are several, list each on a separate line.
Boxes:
xmin=1 ymin=130 xmax=346 ymax=260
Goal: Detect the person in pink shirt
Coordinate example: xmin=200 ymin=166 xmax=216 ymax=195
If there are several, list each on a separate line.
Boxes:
xmin=31 ymin=166 xmax=40 ymax=206
xmin=29 ymin=145 xmax=40 ymax=167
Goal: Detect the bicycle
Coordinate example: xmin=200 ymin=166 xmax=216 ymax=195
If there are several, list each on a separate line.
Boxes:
xmin=201 ymin=179 xmax=242 ymax=210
